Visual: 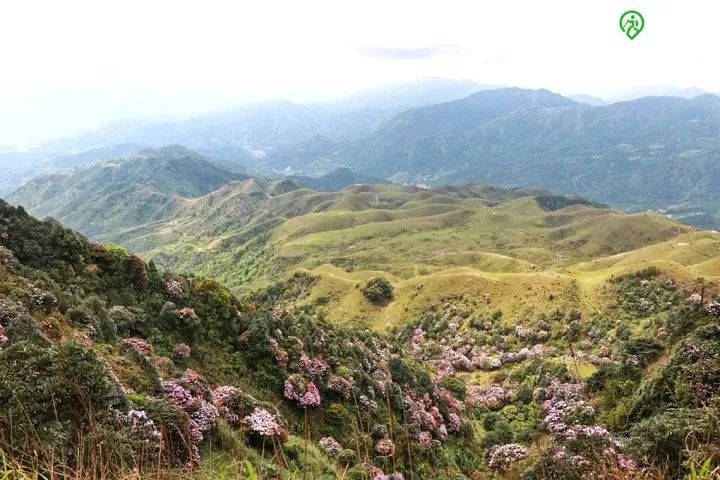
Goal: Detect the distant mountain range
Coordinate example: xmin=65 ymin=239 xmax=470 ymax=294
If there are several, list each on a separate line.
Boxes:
xmin=4 ymin=80 xmax=720 ymax=227
xmin=296 ymin=88 xmax=720 ymax=227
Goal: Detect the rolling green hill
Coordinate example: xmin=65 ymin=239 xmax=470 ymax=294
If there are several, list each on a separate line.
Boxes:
xmin=9 ymin=145 xmax=247 ymax=237
xmin=11 ymin=153 xmax=719 ymax=333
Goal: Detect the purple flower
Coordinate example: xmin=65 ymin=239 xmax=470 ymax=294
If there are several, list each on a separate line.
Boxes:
xmin=213 ymin=385 xmax=241 ymax=425
xmin=299 ymin=354 xmax=329 ymax=379
xmin=122 ymin=337 xmax=153 ymax=356
xmin=417 ymin=431 xmax=432 ymax=451
xmin=375 ymin=438 xmax=395 ymax=457
xmin=318 ymin=436 xmax=342 ymax=456
xmin=284 ymin=374 xmax=321 ymax=407
xmin=245 ymin=407 xmax=280 ymax=437
xmin=172 ymin=343 xmax=191 ymax=360
xmin=327 ymin=374 xmax=353 ymax=399
xmin=128 ymin=409 xmax=161 ymax=442
xmin=487 ymin=443 xmax=528 ymax=471
xmin=165 ymin=280 xmax=184 ymax=296
xmin=161 ymin=379 xmax=195 ymax=410
xmin=299 ymin=382 xmax=321 ymax=407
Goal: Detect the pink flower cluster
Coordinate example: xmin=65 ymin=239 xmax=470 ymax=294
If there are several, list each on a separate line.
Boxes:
xmin=411 ymin=327 xmax=426 ymax=352
xmin=404 ymin=393 xmax=447 ymax=441
xmin=173 ymin=343 xmax=191 ymax=360
xmin=318 ymin=436 xmax=342 ymax=457
xmin=0 ymin=324 xmax=7 ymax=347
xmin=122 ymin=337 xmax=153 ymax=356
xmin=416 ymin=431 xmax=433 ymax=451
xmin=372 ymin=471 xmax=404 ymax=480
xmin=284 ymin=374 xmax=321 ymax=407
xmin=162 ymin=373 xmax=218 ymax=459
xmin=269 ymin=338 xmax=289 ymax=367
xmin=540 ymin=379 xmax=635 ymax=473
xmin=299 ymin=354 xmax=329 ymax=379
xmin=327 ymin=374 xmax=353 ymax=399
xmin=244 ymin=407 xmax=281 ymax=437
xmin=165 ymin=280 xmax=184 ymax=296
xmin=466 ymin=384 xmax=510 ymax=410
xmin=487 ymin=443 xmax=528 ymax=471
xmin=212 ymin=385 xmax=241 ymax=425
xmin=178 ymin=307 xmax=200 ymax=327
xmin=188 ymin=400 xmax=218 ymax=457
xmin=181 ymin=370 xmax=211 ymax=398
xmin=127 ymin=409 xmax=161 ymax=445
xmin=375 ymin=438 xmax=395 ymax=457
xmin=161 ymin=379 xmax=196 ymax=410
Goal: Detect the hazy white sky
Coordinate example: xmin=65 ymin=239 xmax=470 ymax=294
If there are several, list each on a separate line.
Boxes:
xmin=1 ymin=0 xmax=718 ymax=145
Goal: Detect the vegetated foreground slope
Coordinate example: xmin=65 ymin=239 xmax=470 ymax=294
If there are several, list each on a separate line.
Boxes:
xmin=2 ymin=196 xmax=720 ymax=479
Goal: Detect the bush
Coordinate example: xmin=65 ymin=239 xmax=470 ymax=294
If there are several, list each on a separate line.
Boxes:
xmin=361 ymin=277 xmax=394 ymax=303
xmin=0 ymin=341 xmax=128 ymax=460
xmin=627 ymin=407 xmax=720 ymax=476
xmin=622 ymin=337 xmax=665 ymax=367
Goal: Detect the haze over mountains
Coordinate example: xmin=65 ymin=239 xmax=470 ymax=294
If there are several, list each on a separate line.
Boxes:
xmin=4 ymin=78 xmax=720 ymax=228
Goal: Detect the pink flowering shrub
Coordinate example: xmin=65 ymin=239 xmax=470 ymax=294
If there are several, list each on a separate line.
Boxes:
xmin=487 ymin=443 xmax=528 ymax=471
xmin=161 ymin=379 xmax=196 ymax=410
xmin=127 ymin=409 xmax=161 ymax=448
xmin=244 ymin=407 xmax=281 ymax=437
xmin=178 ymin=307 xmax=200 ymax=328
xmin=269 ymin=338 xmax=289 ymax=367
xmin=122 ymin=337 xmax=153 ymax=356
xmin=318 ymin=436 xmax=342 ymax=457
xmin=538 ymin=379 xmax=637 ymax=475
xmin=172 ymin=343 xmax=191 ymax=361
xmin=0 ymin=324 xmax=7 ymax=347
xmin=165 ymin=280 xmax=184 ymax=296
xmin=188 ymin=399 xmax=218 ymax=457
xmin=375 ymin=438 xmax=395 ymax=457
xmin=466 ymin=384 xmax=509 ymax=410
xmin=416 ymin=431 xmax=433 ymax=451
xmin=212 ymin=385 xmax=242 ymax=425
xmin=160 ymin=374 xmax=218 ymax=459
xmin=372 ymin=471 xmax=404 ymax=480
xmin=403 ymin=393 xmax=448 ymax=441
xmin=299 ymin=354 xmax=329 ymax=379
xmin=284 ymin=374 xmax=321 ymax=407
xmin=327 ymin=374 xmax=353 ymax=399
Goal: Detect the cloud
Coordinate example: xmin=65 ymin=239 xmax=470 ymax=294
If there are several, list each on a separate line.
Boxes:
xmin=356 ymin=44 xmax=470 ymax=60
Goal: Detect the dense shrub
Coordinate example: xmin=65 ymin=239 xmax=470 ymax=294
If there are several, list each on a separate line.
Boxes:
xmin=361 ymin=277 xmax=394 ymax=303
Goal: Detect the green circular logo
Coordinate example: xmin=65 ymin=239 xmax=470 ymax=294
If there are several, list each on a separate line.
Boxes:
xmin=620 ymin=10 xmax=644 ymax=40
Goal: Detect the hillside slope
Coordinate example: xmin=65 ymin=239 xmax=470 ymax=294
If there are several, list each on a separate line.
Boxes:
xmin=2 ymin=197 xmax=720 ymax=479
xmin=11 ymin=152 xmax=718 ymax=332
xmin=9 ymin=146 xmax=247 ymax=237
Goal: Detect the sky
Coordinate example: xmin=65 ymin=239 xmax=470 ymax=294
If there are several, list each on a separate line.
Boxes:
xmin=1 ymin=0 xmax=719 ymax=146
